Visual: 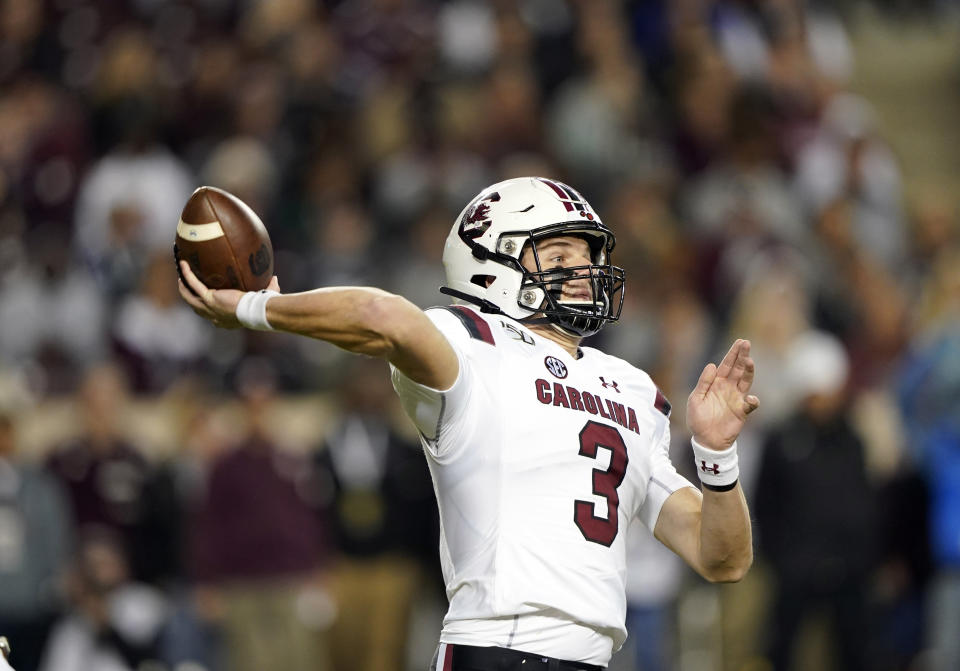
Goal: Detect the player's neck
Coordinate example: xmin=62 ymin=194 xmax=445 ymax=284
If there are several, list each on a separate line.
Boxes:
xmin=527 ymin=322 xmax=583 ymax=358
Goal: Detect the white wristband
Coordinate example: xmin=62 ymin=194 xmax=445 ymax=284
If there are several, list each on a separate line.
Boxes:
xmin=236 ymin=290 xmax=279 ymax=331
xmin=691 ymin=437 xmax=739 ymax=489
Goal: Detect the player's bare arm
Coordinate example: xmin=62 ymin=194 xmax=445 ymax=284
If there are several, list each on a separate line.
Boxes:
xmin=177 ymin=260 xmax=459 ymax=390
xmin=653 ymin=339 xmax=758 ymax=582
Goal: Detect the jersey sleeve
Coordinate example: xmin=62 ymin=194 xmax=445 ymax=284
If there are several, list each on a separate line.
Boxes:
xmin=390 ymin=306 xmax=482 ymax=458
xmin=636 ymin=419 xmax=698 ymax=532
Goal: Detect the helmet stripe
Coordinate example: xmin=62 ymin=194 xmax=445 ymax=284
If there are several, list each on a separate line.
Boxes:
xmin=558 ymin=183 xmax=582 ymax=203
xmin=538 ymin=178 xmax=574 ymax=212
xmin=557 ymin=183 xmax=597 ymax=221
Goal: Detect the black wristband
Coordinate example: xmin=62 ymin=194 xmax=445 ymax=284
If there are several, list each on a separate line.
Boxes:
xmin=703 ymin=479 xmax=738 ymax=492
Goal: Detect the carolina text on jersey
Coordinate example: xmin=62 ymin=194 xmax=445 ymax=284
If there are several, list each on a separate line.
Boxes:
xmin=534 ymin=378 xmax=643 ymax=434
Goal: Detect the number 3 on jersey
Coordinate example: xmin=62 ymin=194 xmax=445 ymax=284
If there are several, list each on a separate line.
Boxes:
xmin=574 ymin=421 xmax=628 ymax=546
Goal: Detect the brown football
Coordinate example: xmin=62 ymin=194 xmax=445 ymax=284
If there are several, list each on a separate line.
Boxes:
xmin=174 ymin=186 xmax=274 ymax=291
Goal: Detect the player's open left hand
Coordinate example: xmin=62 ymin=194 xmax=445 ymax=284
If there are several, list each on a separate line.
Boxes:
xmin=178 ymin=260 xmax=280 ymax=329
xmin=686 ymin=339 xmax=759 ymax=451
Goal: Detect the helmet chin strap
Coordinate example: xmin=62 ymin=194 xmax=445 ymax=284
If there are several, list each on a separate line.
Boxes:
xmin=548 ymin=321 xmax=585 ymax=340
xmin=520 ymin=315 xmax=590 ymax=339
xmin=440 ymin=284 xmax=603 ymax=333
xmin=439 ymin=286 xmax=505 ymax=314
xmin=440 ymin=286 xmax=600 ymax=342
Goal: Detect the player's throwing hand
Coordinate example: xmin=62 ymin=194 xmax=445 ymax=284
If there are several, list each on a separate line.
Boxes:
xmin=686 ymin=339 xmax=760 ymax=451
xmin=178 ymin=260 xmax=281 ymax=330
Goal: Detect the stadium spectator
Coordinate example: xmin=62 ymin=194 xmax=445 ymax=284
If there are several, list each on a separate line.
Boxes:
xmin=622 ymin=521 xmax=684 ymax=671
xmin=112 ymin=251 xmax=212 ymax=393
xmin=38 ymin=528 xmax=169 ymax=671
xmin=897 ymin=245 xmax=960 ymax=671
xmin=316 ymin=357 xmax=438 ymax=671
xmin=0 ymin=413 xmax=73 ymax=671
xmin=72 ymin=90 xmax=194 ymax=297
xmin=756 ymin=331 xmax=878 ymax=671
xmin=794 ymin=93 xmax=905 ymax=270
xmin=188 ymin=361 xmax=330 ymax=671
xmin=45 ymin=362 xmax=174 ymax=585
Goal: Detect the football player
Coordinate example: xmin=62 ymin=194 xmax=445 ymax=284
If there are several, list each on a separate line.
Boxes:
xmin=179 ymin=177 xmax=758 ymax=671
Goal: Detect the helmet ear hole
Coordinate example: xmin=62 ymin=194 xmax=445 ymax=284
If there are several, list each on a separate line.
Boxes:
xmin=471 ymin=274 xmax=496 ymax=288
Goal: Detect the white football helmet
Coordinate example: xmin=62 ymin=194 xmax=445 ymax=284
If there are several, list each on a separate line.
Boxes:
xmin=441 ymin=176 xmax=625 ymax=337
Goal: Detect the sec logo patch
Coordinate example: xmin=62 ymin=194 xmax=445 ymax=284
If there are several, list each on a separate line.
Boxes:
xmin=544 ymin=356 xmax=568 ymax=379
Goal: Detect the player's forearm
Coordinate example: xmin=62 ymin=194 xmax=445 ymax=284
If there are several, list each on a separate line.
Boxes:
xmin=264 ymin=287 xmax=407 ymax=358
xmin=259 ymin=287 xmax=457 ymax=389
xmin=698 ymin=483 xmax=753 ymax=582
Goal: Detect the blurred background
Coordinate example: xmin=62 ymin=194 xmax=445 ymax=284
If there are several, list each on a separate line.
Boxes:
xmin=1 ymin=0 xmax=959 ymax=670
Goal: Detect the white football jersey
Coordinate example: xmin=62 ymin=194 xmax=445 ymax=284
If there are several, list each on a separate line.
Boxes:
xmin=391 ymin=306 xmax=696 ymax=666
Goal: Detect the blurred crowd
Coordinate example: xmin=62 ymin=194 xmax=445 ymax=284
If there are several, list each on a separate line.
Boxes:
xmin=1 ymin=1 xmax=959 ymax=670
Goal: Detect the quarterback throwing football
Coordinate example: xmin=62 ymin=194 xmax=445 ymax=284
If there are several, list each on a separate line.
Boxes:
xmin=179 ymin=177 xmax=758 ymax=671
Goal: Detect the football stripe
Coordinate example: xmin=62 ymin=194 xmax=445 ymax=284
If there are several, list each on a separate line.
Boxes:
xmin=177 ymin=219 xmax=225 ymax=241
